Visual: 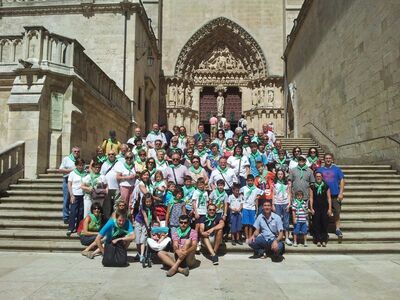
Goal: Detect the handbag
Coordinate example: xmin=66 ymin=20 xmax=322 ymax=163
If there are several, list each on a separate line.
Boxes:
xmin=102 ymin=240 xmax=128 ymax=267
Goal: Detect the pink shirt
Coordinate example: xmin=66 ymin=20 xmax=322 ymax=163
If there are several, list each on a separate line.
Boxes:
xmin=209 ymin=117 xmax=218 ymax=125
xmin=172 ymin=229 xmax=198 ymax=248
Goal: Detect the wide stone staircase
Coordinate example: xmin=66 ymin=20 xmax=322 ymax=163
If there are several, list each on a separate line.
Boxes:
xmin=0 ymin=138 xmax=400 ymax=253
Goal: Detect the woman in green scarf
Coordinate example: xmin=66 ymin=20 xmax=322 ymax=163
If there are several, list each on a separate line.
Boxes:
xmin=79 ymin=203 xmax=104 ymax=259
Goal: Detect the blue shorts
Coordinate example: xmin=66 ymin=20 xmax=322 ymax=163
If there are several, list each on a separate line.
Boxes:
xmin=230 ymin=212 xmax=242 ymax=233
xmin=242 ymin=209 xmax=256 ymax=225
xmin=293 ymin=222 xmax=308 ymax=235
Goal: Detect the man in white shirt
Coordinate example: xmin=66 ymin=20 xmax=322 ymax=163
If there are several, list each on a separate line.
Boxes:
xmin=209 ymin=157 xmax=238 ymax=193
xmin=100 ymin=149 xmax=119 ymax=218
xmin=58 ymin=146 xmax=80 ymax=224
xmin=146 ymin=123 xmax=167 ymax=148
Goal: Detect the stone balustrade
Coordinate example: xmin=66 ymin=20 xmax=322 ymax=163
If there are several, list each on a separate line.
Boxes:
xmin=0 ymin=26 xmax=132 ymax=119
xmin=0 ymin=141 xmax=25 ymax=193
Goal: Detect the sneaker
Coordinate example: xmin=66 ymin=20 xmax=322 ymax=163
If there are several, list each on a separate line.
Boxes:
xmin=303 ymin=243 xmax=308 ymax=247
xmin=237 ymin=240 xmax=243 ymax=245
xmin=285 ymin=238 xmax=293 ymax=246
xmin=66 ymin=230 xmax=72 ymax=237
xmin=249 ymin=252 xmax=263 ymax=259
xmin=317 ymin=242 xmax=322 ymax=247
xmin=87 ymin=252 xmax=95 ymax=259
xmin=196 ymin=241 xmax=201 ymax=252
xmin=322 ymin=242 xmax=327 ymax=247
xmin=335 ymin=229 xmax=343 ymax=237
xmin=293 ymin=242 xmax=298 ymax=247
xmin=211 ymin=255 xmax=219 ymax=265
xmin=63 ymin=219 xmax=69 ymax=225
xmin=231 ymin=240 xmax=236 ymax=246
xmin=181 ymin=267 xmax=190 ymax=277
xmin=139 ymin=255 xmax=145 ymax=263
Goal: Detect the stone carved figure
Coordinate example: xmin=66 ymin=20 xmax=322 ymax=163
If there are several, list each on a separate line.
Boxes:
xmin=267 ymin=89 xmax=274 ymax=103
xmin=289 ymin=82 xmax=297 ymax=103
xmin=185 ymin=86 xmax=193 ymax=107
xmin=177 ymin=83 xmax=185 ymax=106
xmin=168 ymin=84 xmax=177 ymax=105
xmin=216 ymin=91 xmax=224 ymax=117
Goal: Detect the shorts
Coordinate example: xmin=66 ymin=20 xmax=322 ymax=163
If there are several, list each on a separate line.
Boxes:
xmin=331 ymin=196 xmax=342 ymax=221
xmin=242 ymin=209 xmax=256 ymax=225
xmin=80 ymin=235 xmax=96 ymax=246
xmin=293 ymin=222 xmax=308 ymax=235
xmin=135 ymin=223 xmax=148 ymax=244
xmin=230 ymin=212 xmax=242 ymax=233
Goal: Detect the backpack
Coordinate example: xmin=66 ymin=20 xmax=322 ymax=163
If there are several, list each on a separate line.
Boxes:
xmin=102 ymin=240 xmax=128 ymax=267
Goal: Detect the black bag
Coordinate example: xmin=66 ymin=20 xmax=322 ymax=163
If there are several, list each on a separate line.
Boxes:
xmin=102 ymin=240 xmax=128 ymax=267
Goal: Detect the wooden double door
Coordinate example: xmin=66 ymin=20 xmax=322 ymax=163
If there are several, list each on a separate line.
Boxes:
xmin=199 ymin=86 xmax=241 ymax=132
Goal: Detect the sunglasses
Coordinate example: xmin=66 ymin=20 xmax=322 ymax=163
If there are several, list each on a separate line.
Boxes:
xmin=93 ymin=207 xmax=101 ymax=211
xmin=208 ymin=209 xmax=216 ymax=212
xmin=108 ymin=154 xmax=115 ymax=156
xmin=179 ymin=221 xmax=188 ymax=224
xmin=148 ymin=161 xmax=155 ymax=164
xmin=125 ymin=157 xmax=133 ymax=160
xmin=172 ymin=158 xmax=180 ymax=161
xmin=73 ymin=151 xmax=80 ymax=153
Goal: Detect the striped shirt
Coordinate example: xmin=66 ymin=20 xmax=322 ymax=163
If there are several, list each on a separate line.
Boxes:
xmin=292 ymin=199 xmax=308 ymax=223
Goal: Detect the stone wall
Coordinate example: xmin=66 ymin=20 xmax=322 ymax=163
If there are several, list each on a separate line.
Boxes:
xmin=285 ymin=0 xmax=400 ymax=170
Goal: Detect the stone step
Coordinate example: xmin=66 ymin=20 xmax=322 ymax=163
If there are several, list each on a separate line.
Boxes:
xmin=0 ymin=203 xmax=62 ymax=211
xmin=9 ymin=184 xmax=62 ymax=190
xmin=18 ymin=178 xmax=63 ymax=184
xmin=345 ymin=179 xmax=400 ymax=184
xmin=340 ymin=213 xmax=400 ymax=222
xmin=345 ymin=185 xmax=400 ymax=191
xmin=342 ymin=170 xmax=397 ymax=174
xmin=0 ymin=210 xmax=61 ymax=220
xmin=0 ymin=229 xmax=79 ymax=240
xmin=0 ymin=219 xmax=66 ymax=229
xmin=38 ymin=173 xmax=64 ymax=178
xmin=342 ymin=205 xmax=400 ymax=212
xmin=6 ymin=190 xmax=63 ymax=196
xmin=340 ymin=221 xmax=400 ymax=231
xmin=0 ymin=239 xmax=399 ymax=254
xmin=344 ymin=191 xmax=400 ymax=197
xmin=338 ymin=165 xmax=392 ymax=169
xmin=340 ymin=198 xmax=400 ymax=204
xmin=345 ymin=174 xmax=400 ymax=179
xmin=0 ymin=196 xmax=62 ymax=203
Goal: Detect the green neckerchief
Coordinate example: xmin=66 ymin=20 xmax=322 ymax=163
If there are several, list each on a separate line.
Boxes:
xmin=69 ymin=153 xmax=77 ymax=163
xmin=144 ymin=181 xmax=153 ymax=194
xmin=205 ymin=214 xmax=216 ymax=227
xmin=87 ymin=213 xmax=101 ymax=232
xmin=170 ymin=146 xmax=180 ymax=153
xmin=169 ymin=163 xmax=181 ymax=169
xmin=258 ymin=169 xmax=269 ymax=184
xmin=315 ymin=181 xmax=325 ymax=195
xmin=107 ymin=138 xmax=118 ymax=150
xmin=105 ymin=158 xmax=116 ymax=166
xmin=89 ymin=171 xmax=100 ymax=187
xmin=196 ymin=149 xmax=207 ymax=157
xmin=276 ymin=180 xmax=287 ymax=194
xmin=294 ymin=198 xmax=305 ymax=214
xmin=156 ymin=158 xmax=166 ymax=167
xmin=189 ymin=165 xmax=203 ymax=174
xmin=297 ymin=164 xmax=308 ymax=179
xmin=250 ymin=151 xmax=261 ymax=161
xmin=74 ymin=168 xmax=86 ymax=178
xmin=197 ymin=133 xmax=204 ymax=141
xmin=124 ymin=162 xmax=134 ymax=172
xmin=178 ymin=134 xmax=186 ymax=141
xmin=214 ymin=189 xmax=227 ymax=209
xmin=307 ymin=156 xmax=319 ymax=164
xmin=183 ymin=186 xmax=195 ymax=197
xmin=242 ymin=144 xmax=250 ymax=149
xmin=149 ymin=168 xmax=156 ymax=177
xmin=197 ymin=190 xmax=206 ymax=207
xmin=97 ymin=155 xmax=107 ymax=163
xmin=234 ymin=154 xmax=242 ymax=159
xmin=135 ymin=157 xmax=145 ymax=165
xmin=111 ymin=219 xmax=129 ymax=238
xmin=276 ymin=157 xmax=286 ymax=166
xmin=177 ymin=226 xmax=191 ymax=239
xmin=145 ymin=207 xmax=152 ymax=224
xmin=150 ymin=130 xmax=160 ymax=135
xmin=225 ymin=145 xmax=235 ymax=151
xmin=217 ymin=166 xmax=228 ymax=174
xmin=245 ymin=184 xmax=256 ymax=199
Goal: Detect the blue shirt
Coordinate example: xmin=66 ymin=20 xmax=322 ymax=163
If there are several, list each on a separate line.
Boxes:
xmin=253 ymin=212 xmax=283 ymax=241
xmin=248 ymin=151 xmax=267 ymax=177
xmin=99 ymin=218 xmax=134 ymax=243
xmin=317 ymin=165 xmax=344 ymax=196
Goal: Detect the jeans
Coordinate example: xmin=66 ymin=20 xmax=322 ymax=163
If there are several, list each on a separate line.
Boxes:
xmin=249 ymin=235 xmax=284 ymax=257
xmin=62 ymin=177 xmax=70 ymax=221
xmin=274 ymin=203 xmax=290 ymax=231
xmin=68 ymin=195 xmax=84 ymax=232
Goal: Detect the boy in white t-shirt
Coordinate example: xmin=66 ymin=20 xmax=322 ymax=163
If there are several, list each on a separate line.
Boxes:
xmin=240 ymin=174 xmax=263 ymax=243
xmin=192 ymin=177 xmax=209 ymax=251
xmin=81 ymin=161 xmax=108 ymax=218
xmin=209 ymin=179 xmax=228 ymax=219
xmin=227 ymin=183 xmax=244 ymax=245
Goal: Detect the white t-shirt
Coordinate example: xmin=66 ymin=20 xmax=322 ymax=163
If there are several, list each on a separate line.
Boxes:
xmin=227 ymin=156 xmax=250 ymax=178
xmin=100 ymin=160 xmax=119 ymax=190
xmin=192 ymin=189 xmax=209 ymax=215
xmin=114 ymin=161 xmax=136 ymax=187
xmin=209 ymin=190 xmax=228 ymax=214
xmin=209 ymin=168 xmax=238 ymax=190
xmin=228 ymin=194 xmax=244 ymax=211
xmin=59 ymin=156 xmax=75 ymax=178
xmin=289 ymin=159 xmax=299 ymax=170
xmin=273 ymin=182 xmax=290 ymax=205
xmin=240 ymin=185 xmax=263 ymax=210
xmin=68 ymin=171 xmax=85 ymax=196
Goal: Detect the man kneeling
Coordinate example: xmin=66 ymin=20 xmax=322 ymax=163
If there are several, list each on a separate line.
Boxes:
xmin=157 ymin=215 xmax=198 ymax=277
xmin=249 ymin=200 xmax=285 ymax=262
xmin=199 ymin=203 xmax=225 ymax=265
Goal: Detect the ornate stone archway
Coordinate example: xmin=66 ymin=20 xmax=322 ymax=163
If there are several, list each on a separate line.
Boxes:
xmin=165 ymin=17 xmax=284 ymax=135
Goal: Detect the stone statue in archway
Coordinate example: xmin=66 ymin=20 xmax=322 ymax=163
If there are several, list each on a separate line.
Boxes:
xmin=185 ymin=85 xmax=193 ymax=107
xmin=177 ymin=83 xmax=185 ymax=106
xmin=216 ymin=91 xmax=224 ymax=116
xmin=168 ymin=84 xmax=177 ymax=105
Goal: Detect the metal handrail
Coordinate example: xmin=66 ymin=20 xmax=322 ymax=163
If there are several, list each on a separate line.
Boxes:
xmin=303 ymin=122 xmax=400 ymax=147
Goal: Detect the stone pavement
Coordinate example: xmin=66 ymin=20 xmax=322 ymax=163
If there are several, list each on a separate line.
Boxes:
xmin=0 ymin=252 xmax=400 ymax=300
